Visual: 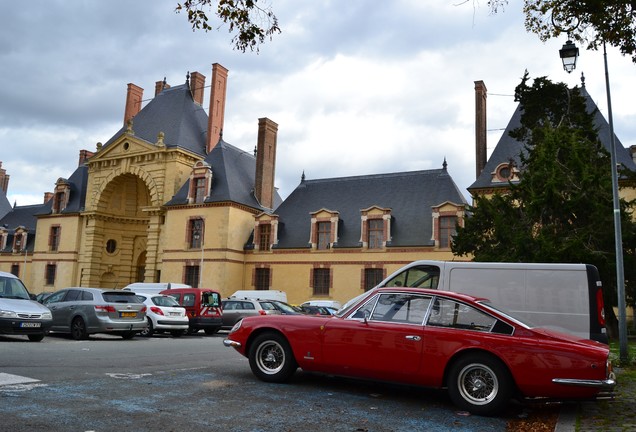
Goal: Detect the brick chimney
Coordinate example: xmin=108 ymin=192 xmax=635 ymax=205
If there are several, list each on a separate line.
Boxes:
xmin=474 ymin=80 xmax=487 ymax=179
xmin=44 ymin=192 xmax=54 ymax=204
xmin=255 ymin=118 xmax=278 ymax=209
xmin=190 ymin=71 xmax=206 ymax=105
xmin=0 ymin=161 xmax=9 ymax=194
xmin=124 ymin=83 xmax=144 ymax=126
xmin=78 ymin=149 xmax=95 ymax=166
xmin=207 ymin=63 xmax=228 ymax=153
xmin=154 ymin=78 xmax=170 ymax=96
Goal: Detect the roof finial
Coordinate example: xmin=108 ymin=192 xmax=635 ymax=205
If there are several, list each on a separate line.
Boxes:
xmin=301 ymin=171 xmax=306 ymax=182
xmin=186 ymin=71 xmax=190 ymax=85
xmin=442 ymin=157 xmax=448 ymax=171
xmin=580 ymin=72 xmax=586 ymax=88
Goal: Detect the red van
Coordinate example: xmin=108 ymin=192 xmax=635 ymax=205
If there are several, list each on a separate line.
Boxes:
xmin=160 ymin=288 xmax=222 ymax=335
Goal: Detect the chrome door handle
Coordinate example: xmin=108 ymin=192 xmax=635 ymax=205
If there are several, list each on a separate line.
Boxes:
xmin=405 ymin=335 xmax=421 ymax=341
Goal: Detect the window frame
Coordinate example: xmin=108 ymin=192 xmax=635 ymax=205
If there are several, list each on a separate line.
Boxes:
xmin=312 ymin=268 xmax=331 ymax=296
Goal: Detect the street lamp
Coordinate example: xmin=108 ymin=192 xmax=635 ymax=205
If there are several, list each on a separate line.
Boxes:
xmin=559 ymin=39 xmax=628 ymax=362
xmin=559 ymin=39 xmax=579 ymax=73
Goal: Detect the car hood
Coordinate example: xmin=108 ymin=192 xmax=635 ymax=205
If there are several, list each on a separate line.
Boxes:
xmin=0 ymin=298 xmax=52 ymax=314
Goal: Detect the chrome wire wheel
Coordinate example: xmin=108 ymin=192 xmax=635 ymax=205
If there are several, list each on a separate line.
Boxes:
xmin=255 ymin=340 xmax=285 ymax=375
xmin=456 ymin=362 xmax=498 ymax=406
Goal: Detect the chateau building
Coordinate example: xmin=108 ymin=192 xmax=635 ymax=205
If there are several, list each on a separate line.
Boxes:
xmin=0 ymin=62 xmax=468 ymax=305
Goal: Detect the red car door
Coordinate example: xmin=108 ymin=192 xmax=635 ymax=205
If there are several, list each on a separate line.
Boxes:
xmin=321 ymin=293 xmax=431 ymax=382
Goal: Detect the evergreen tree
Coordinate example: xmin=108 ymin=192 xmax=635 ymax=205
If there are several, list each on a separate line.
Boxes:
xmin=452 ymin=73 xmax=636 ymax=338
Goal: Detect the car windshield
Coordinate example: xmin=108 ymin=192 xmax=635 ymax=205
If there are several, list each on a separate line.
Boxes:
xmin=337 ymin=291 xmax=371 ymax=318
xmin=272 ymin=301 xmax=299 ymax=313
xmin=153 ymin=295 xmax=181 ymax=307
xmin=477 ymin=300 xmax=535 ymax=328
xmin=0 ymin=275 xmax=31 ymax=300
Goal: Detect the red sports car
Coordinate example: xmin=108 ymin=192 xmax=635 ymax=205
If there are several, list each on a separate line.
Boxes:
xmin=223 ymin=287 xmax=615 ymax=415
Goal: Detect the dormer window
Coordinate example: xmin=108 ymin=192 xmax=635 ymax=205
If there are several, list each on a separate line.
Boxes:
xmin=52 ymin=178 xmax=70 ymax=214
xmin=492 ymin=161 xmax=519 ymax=183
xmin=12 ymin=228 xmax=27 ymax=253
xmin=432 ymin=202 xmax=466 ymax=249
xmin=360 ymin=206 xmax=391 ymax=249
xmin=309 ymin=209 xmax=339 ymax=250
xmin=0 ymin=228 xmax=7 ymax=251
xmin=188 ymin=161 xmax=213 ymax=204
xmin=253 ymin=213 xmax=279 ymax=252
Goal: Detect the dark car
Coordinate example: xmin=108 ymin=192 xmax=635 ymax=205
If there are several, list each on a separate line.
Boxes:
xmin=43 ymin=288 xmax=147 ymax=340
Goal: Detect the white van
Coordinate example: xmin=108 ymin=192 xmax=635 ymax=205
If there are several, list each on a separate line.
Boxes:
xmin=230 ymin=290 xmax=287 ymax=303
xmin=0 ymin=271 xmax=53 ymax=342
xmin=375 ymin=260 xmax=607 ymax=343
xmin=123 ymin=282 xmax=191 ymax=295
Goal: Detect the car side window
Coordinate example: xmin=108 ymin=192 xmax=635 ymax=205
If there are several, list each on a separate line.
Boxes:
xmin=64 ymin=290 xmax=82 ymax=302
xmin=242 ymin=302 xmax=255 ymax=310
xmin=81 ymin=291 xmax=94 ymax=301
xmin=260 ymin=302 xmax=276 ymax=311
xmin=45 ymin=290 xmax=67 ymax=304
xmin=370 ymin=294 xmax=432 ymax=324
xmin=427 ymin=298 xmax=496 ymax=332
xmin=183 ymin=294 xmax=195 ymax=307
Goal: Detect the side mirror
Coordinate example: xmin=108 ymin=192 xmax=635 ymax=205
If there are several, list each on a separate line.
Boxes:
xmin=363 ymin=310 xmax=370 ymax=324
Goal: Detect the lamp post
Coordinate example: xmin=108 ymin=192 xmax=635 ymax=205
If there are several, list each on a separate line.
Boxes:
xmin=560 ymin=40 xmax=628 ymax=363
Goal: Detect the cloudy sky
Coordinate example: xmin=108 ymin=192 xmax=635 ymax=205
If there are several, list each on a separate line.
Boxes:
xmin=1 ymin=0 xmax=634 ymax=206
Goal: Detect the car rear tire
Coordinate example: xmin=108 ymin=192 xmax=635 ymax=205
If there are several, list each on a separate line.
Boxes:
xmin=447 ymin=353 xmax=513 ymax=416
xmin=71 ymin=317 xmax=88 ymax=340
xmin=140 ymin=318 xmax=154 ymax=337
xmin=28 ymin=334 xmax=44 ymax=342
xmin=248 ymin=332 xmax=297 ymax=383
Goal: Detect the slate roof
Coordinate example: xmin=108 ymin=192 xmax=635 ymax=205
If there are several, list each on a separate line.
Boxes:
xmin=0 ymin=203 xmax=47 ymax=252
xmin=36 ymin=164 xmax=89 ymax=216
xmin=165 ymin=139 xmax=282 ymax=210
xmin=469 ymin=83 xmax=636 ymax=192
xmin=0 ymin=189 xmax=10 ymax=220
xmin=271 ymin=164 xmax=468 ymax=249
xmin=102 ymin=83 xmax=208 ymax=157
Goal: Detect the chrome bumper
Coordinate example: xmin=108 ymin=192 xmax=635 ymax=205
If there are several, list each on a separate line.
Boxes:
xmin=552 ymin=375 xmax=616 ymax=390
xmin=223 ymin=339 xmax=242 ymax=348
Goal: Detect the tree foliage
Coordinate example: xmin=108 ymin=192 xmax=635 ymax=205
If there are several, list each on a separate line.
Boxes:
xmin=452 ymin=73 xmax=636 ymax=337
xmin=175 ymin=0 xmax=280 ymax=52
xmin=488 ymin=0 xmax=636 ymax=63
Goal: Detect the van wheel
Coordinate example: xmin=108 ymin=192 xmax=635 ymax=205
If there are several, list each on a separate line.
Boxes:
xmin=71 ymin=317 xmax=88 ymax=340
xmin=447 ymin=353 xmax=513 ymax=416
xmin=140 ymin=318 xmax=154 ymax=337
xmin=248 ymin=332 xmax=297 ymax=383
xmin=28 ymin=334 xmax=44 ymax=342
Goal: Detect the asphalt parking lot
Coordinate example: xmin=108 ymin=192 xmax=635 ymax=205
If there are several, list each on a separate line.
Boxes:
xmin=0 ymin=332 xmax=525 ymax=432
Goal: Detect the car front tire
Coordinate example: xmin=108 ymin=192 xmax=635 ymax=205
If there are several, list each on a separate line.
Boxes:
xmin=28 ymin=334 xmax=44 ymax=342
xmin=447 ymin=353 xmax=513 ymax=416
xmin=248 ymin=332 xmax=297 ymax=383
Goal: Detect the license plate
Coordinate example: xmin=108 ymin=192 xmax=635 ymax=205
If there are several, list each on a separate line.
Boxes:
xmin=169 ymin=312 xmax=181 ymax=316
xmin=20 ymin=322 xmax=41 ymax=328
xmin=120 ymin=312 xmax=136 ymax=318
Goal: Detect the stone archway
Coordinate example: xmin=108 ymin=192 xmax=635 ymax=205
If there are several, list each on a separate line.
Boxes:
xmin=84 ymin=173 xmax=153 ymax=288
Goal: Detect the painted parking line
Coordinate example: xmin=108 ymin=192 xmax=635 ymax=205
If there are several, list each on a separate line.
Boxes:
xmin=0 ymin=372 xmax=45 ymax=391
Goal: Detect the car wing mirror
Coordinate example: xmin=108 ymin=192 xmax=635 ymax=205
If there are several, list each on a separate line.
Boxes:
xmin=363 ymin=310 xmax=370 ymax=324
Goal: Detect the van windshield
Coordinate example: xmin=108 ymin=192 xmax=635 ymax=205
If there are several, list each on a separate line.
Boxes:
xmin=0 ymin=275 xmax=31 ymax=300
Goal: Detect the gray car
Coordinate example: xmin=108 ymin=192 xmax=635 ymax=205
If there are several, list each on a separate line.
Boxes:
xmin=43 ymin=288 xmax=147 ymax=340
xmin=221 ymin=297 xmax=283 ymax=329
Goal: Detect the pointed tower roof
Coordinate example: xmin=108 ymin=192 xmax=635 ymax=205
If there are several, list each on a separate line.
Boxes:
xmin=469 ymin=82 xmax=635 ymax=194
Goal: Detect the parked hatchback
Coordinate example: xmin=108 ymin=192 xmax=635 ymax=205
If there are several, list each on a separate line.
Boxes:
xmin=136 ymin=294 xmax=188 ymax=337
xmin=0 ymin=271 xmax=52 ymax=342
xmin=43 ymin=288 xmax=147 ymax=340
xmin=221 ymin=297 xmax=283 ymax=330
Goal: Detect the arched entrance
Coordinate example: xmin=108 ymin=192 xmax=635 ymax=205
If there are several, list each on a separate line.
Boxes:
xmin=90 ymin=173 xmax=153 ymax=288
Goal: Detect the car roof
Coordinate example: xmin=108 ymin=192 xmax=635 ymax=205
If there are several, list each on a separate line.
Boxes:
xmin=373 ymin=286 xmax=488 ymax=303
